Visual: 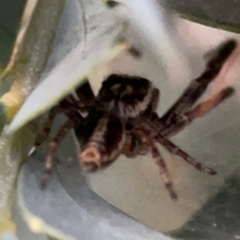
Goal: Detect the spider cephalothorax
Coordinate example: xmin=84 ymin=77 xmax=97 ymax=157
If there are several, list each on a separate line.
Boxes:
xmin=97 ymin=74 xmax=154 ymax=118
xmin=41 ymin=39 xmax=237 ymax=199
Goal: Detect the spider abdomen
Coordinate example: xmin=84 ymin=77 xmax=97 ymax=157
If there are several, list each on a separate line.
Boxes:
xmin=77 ymin=109 xmax=125 ymax=171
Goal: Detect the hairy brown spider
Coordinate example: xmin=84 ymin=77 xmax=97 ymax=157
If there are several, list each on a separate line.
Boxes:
xmin=41 ymin=39 xmax=237 ymax=199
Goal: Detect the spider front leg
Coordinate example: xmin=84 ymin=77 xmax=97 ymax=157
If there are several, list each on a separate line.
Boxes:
xmin=161 ymin=86 xmax=234 ymax=137
xmin=161 ymin=39 xmax=237 ymax=125
xmin=143 ymin=88 xmax=160 ymax=115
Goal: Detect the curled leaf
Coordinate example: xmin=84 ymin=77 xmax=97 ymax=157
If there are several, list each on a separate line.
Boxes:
xmin=17 ymin=132 xmax=173 ymax=240
xmin=7 ymin=0 xmax=131 ymax=134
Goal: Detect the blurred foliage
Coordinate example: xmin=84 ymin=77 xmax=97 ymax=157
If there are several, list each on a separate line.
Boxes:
xmin=0 ymin=0 xmax=26 ymax=65
xmin=158 ymin=0 xmax=240 ymax=33
xmin=0 ymin=0 xmax=65 ymax=238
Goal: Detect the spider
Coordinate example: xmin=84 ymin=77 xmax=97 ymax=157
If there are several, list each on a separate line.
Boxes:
xmin=40 ymin=39 xmax=237 ymax=199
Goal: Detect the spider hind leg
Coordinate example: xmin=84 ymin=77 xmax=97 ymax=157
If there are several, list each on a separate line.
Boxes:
xmin=150 ymin=140 xmax=178 ymax=200
xmin=161 ymin=39 xmax=237 ymax=124
xmin=155 ymin=134 xmax=217 ymax=175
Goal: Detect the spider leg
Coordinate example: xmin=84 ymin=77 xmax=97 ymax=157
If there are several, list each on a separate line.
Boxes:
xmin=148 ymin=138 xmax=177 ymax=199
xmin=40 ymin=81 xmax=93 ymax=139
xmin=74 ymin=80 xmax=96 ymax=112
xmin=161 ymin=39 xmax=237 ymax=124
xmin=185 ymin=87 xmax=234 ymax=120
xmin=121 ymin=131 xmax=149 ymax=157
xmin=155 ymin=134 xmax=217 ymax=175
xmin=57 ymin=81 xmax=96 ymax=114
xmin=161 ymin=86 xmax=234 ymax=137
xmin=41 ymin=119 xmax=74 ymax=188
xmin=42 ymin=106 xmax=62 ymax=137
xmin=36 ymin=98 xmax=85 ymax=146
xmin=121 ymin=133 xmax=137 ymax=158
xmin=144 ymin=88 xmax=160 ymax=115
